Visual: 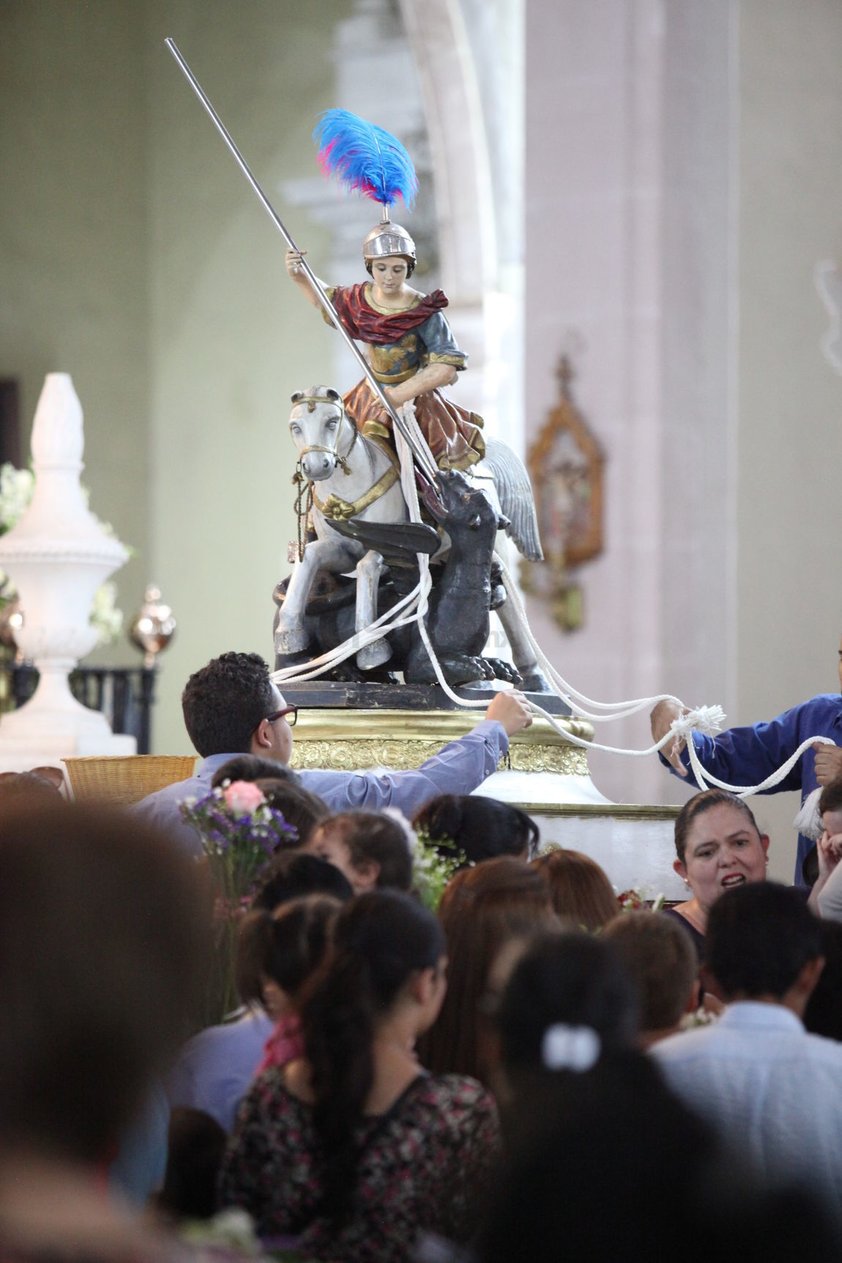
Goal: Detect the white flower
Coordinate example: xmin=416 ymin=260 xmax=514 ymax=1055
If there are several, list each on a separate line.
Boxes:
xmin=0 ymin=464 xmax=34 ymax=531
xmin=89 ymin=580 xmax=123 ymax=647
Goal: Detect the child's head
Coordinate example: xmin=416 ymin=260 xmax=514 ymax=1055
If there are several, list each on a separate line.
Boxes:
xmin=306 ymin=810 xmax=413 ymax=894
xmin=603 ymin=911 xmax=699 ymax=1044
xmin=237 ymin=893 xmax=341 ymax=1017
xmin=818 ymin=777 xmax=842 ymax=839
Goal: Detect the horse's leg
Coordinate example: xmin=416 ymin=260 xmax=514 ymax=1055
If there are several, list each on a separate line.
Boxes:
xmin=274 ymin=538 xmax=357 ymax=655
xmin=354 ymin=550 xmax=392 ymax=669
xmin=492 ymin=550 xmax=553 ymax=693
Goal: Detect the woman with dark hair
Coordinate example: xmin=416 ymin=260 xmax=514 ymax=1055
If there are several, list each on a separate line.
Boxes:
xmin=413 ymin=794 xmax=540 ymax=867
xmin=418 ymin=856 xmax=559 ymax=1085
xmin=237 ymin=893 xmax=341 ymax=1075
xmin=163 ymin=897 xmax=341 ymax=1220
xmin=219 ymin=890 xmax=499 ymax=1259
xmin=479 ymin=928 xmax=842 ymax=1260
xmin=531 ymin=848 xmax=618 ymax=931
xmin=491 ymin=930 xmax=666 ymax=1159
xmin=666 ymin=789 xmax=769 ymax=954
xmin=494 ymin=931 xmax=639 ymax=1094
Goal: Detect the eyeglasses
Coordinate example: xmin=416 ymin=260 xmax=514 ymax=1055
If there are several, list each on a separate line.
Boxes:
xmin=261 ymin=705 xmax=298 ymax=729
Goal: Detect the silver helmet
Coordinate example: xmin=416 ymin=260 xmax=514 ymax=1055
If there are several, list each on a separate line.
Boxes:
xmin=362 ymin=218 xmax=416 ymax=266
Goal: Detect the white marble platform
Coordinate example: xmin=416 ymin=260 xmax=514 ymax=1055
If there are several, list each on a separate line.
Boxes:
xmin=473 ymin=769 xmax=683 ymax=901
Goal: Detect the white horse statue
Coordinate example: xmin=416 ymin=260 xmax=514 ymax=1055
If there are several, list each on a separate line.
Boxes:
xmin=275 ymin=385 xmax=550 ymax=689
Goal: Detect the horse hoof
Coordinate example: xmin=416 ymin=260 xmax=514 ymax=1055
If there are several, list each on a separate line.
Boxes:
xmin=519 ymin=669 xmax=554 ymax=694
xmin=357 ymin=638 xmax=392 ymax=670
xmin=274 ymin=626 xmax=311 ymax=654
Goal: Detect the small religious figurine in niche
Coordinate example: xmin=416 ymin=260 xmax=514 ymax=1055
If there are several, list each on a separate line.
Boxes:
xmin=521 ymin=356 xmax=605 ymax=632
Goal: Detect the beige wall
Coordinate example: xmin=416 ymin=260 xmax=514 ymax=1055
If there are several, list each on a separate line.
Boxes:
xmin=524 ymin=0 xmax=736 ymax=813
xmin=735 ymin=0 xmax=842 ymax=872
xmin=1 ymin=0 xmax=351 ymax=752
xmin=0 ymin=1 xmax=149 ymax=636
xmin=144 ymin=0 xmax=351 ymax=752
xmin=524 ymin=0 xmax=842 ymax=882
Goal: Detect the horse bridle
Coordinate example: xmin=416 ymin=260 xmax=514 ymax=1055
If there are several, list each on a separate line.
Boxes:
xmin=290 ymin=396 xmax=360 ymax=561
xmin=291 ymin=396 xmax=359 ymax=475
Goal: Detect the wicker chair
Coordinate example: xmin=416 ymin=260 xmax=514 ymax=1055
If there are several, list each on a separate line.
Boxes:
xmin=62 ymin=755 xmax=196 ymax=806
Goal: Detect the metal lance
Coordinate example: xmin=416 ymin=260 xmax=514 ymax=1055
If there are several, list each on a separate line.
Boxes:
xmin=164 ymin=37 xmax=441 ymax=492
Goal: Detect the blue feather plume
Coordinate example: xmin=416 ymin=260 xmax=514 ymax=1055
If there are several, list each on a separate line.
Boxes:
xmin=314 ymin=109 xmax=417 ymax=209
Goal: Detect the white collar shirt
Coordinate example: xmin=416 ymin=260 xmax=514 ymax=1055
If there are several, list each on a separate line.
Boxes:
xmin=652 ymin=1001 xmax=842 ymax=1220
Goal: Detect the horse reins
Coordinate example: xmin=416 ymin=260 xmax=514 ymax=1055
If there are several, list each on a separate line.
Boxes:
xmin=291 ymin=396 xmax=361 ymax=560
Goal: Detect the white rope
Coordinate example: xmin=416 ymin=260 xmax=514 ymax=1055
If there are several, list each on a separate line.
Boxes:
xmin=273 ymin=404 xmax=435 ymax=687
xmin=495 ymin=562 xmax=687 ymax=722
xmin=476 ymin=562 xmax=839 ymax=792
xmin=393 ymin=410 xmax=490 ymax=712
xmin=684 ymin=731 xmax=836 ymax=797
xmin=272 ymin=583 xmax=422 ymax=683
xmin=494 ymin=561 xmax=688 ymax=739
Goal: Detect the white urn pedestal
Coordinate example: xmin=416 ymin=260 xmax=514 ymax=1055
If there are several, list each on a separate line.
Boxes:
xmin=0 ymin=374 xmax=135 ymax=771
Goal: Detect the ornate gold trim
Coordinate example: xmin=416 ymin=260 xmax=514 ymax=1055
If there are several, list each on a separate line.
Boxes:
xmin=312 ymin=463 xmax=400 ymax=521
xmin=515 ymin=802 xmax=681 ymax=821
xmin=507 ymin=746 xmax=590 ymax=775
xmin=363 ymin=282 xmax=422 ymax=316
xmin=289 ymin=708 xmax=593 ymax=774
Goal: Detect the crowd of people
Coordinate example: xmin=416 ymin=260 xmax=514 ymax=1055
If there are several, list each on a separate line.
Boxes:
xmin=4 ymin=650 xmax=842 ymax=1262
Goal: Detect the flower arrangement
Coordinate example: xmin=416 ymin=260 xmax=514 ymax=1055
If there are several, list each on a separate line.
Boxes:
xmin=616 ymin=887 xmax=665 ymax=913
xmin=411 ymin=824 xmax=469 ymax=912
xmin=0 ymin=461 xmax=127 ymax=648
xmin=180 ymin=781 xmax=299 ymax=1024
xmin=0 ymin=463 xmax=34 ymax=530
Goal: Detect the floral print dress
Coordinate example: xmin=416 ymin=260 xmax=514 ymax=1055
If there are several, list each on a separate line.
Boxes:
xmin=219 ymin=1070 xmax=500 ymax=1262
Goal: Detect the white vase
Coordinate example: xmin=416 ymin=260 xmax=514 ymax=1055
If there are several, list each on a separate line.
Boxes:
xmin=0 ymin=373 xmax=135 ymax=767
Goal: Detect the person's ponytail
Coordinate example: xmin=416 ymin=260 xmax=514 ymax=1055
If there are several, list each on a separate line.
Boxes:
xmin=301 ymin=891 xmax=444 ymax=1228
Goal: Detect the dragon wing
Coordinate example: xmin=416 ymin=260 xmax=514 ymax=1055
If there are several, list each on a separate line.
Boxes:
xmin=482 ymin=438 xmax=544 ymax=561
xmin=329 ymin=517 xmax=440 ymax=567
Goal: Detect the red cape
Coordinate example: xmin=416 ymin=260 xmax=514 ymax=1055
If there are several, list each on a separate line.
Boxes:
xmin=331 ymin=283 xmax=449 ymax=345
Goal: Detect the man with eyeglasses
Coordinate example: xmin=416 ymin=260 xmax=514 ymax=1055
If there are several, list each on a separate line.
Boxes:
xmin=135 ymin=651 xmax=532 ymax=854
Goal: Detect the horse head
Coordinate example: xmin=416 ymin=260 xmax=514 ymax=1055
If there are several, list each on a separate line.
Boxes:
xmin=289 ymin=386 xmax=357 ymax=482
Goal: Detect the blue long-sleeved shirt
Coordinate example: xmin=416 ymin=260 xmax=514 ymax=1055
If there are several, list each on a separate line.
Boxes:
xmin=662 ymin=693 xmax=842 ymax=884
xmin=134 ymin=719 xmax=509 ymax=855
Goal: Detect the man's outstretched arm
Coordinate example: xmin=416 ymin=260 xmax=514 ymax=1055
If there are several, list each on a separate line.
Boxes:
xmin=300 ymin=691 xmax=533 ymax=818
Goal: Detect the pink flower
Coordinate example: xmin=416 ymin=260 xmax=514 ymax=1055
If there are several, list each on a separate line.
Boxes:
xmin=222 ymin=780 xmax=266 ymax=816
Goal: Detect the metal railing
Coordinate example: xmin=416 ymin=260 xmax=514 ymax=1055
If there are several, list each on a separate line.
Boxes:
xmin=4 ymin=664 xmax=158 ymax=754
